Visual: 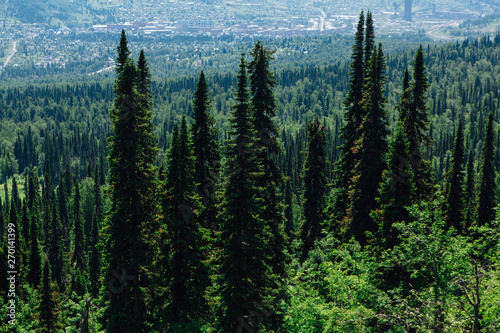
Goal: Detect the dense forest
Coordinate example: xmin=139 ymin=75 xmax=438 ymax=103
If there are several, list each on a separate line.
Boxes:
xmin=1 ymin=10 xmax=500 ymax=332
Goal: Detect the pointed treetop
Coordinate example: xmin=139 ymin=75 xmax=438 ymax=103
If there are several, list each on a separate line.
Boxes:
xmin=116 ymin=30 xmax=131 ymax=74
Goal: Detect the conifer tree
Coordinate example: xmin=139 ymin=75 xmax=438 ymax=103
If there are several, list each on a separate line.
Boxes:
xmin=37 ymin=259 xmax=61 ymax=332
xmin=406 ymin=45 xmax=433 ymax=197
xmin=72 ymin=182 xmax=88 ymax=295
xmin=364 ymin=11 xmax=375 ymax=69
xmin=89 ymin=211 xmax=100 ymax=298
xmin=464 ymin=151 xmax=475 ymax=230
xmin=300 ymin=116 xmax=328 ymax=259
xmin=219 ymin=54 xmax=274 ymax=332
xmin=331 ymin=11 xmax=365 ymax=225
xmin=11 ymin=177 xmax=21 ymax=211
xmin=347 ymin=44 xmax=388 ymax=246
xmin=100 ymin=31 xmax=157 ymax=333
xmin=27 ymin=213 xmax=42 ymax=287
xmin=477 ymin=113 xmax=496 ymax=227
xmin=375 ymin=123 xmax=414 ymax=249
xmin=249 ymin=42 xmax=286 ymax=328
xmin=116 ymin=30 xmax=130 ymax=74
xmin=445 ymin=119 xmax=465 ymax=233
xmin=48 ymin=203 xmax=64 ymax=290
xmin=191 ymin=70 xmax=220 ymax=230
xmin=154 ymin=116 xmax=210 ymax=330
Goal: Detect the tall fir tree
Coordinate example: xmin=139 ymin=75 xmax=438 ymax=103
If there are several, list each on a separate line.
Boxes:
xmin=331 ymin=11 xmax=365 ymax=227
xmin=364 ymin=11 xmax=375 ymax=69
xmin=89 ymin=211 xmax=101 ymax=298
xmin=100 ymin=32 xmax=157 ymax=333
xmin=191 ymin=70 xmax=220 ymax=230
xmin=445 ymin=119 xmax=465 ymax=233
xmin=27 ymin=212 xmax=42 ymax=288
xmin=346 ymin=44 xmax=388 ymax=246
xmin=375 ymin=122 xmax=414 ymax=250
xmin=464 ymin=151 xmax=475 ymax=230
xmin=405 ymin=45 xmax=433 ymax=198
xmin=300 ymin=116 xmax=328 ymax=260
xmin=248 ymin=41 xmax=287 ymax=292
xmin=477 ymin=113 xmax=496 ymax=227
xmin=218 ymin=54 xmax=274 ymax=332
xmin=72 ymin=182 xmax=88 ymax=295
xmin=37 ymin=259 xmax=62 ymax=332
xmin=153 ymin=116 xmax=210 ymax=330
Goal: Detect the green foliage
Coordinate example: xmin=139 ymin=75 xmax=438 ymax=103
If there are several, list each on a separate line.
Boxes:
xmin=300 ymin=116 xmax=328 ymax=259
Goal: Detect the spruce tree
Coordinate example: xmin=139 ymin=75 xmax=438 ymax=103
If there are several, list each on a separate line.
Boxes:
xmin=48 ymin=203 xmax=64 ymax=290
xmin=364 ymin=11 xmax=375 ymax=69
xmin=116 ymin=29 xmax=130 ymax=74
xmin=27 ymin=213 xmax=42 ymax=288
xmin=249 ymin=41 xmax=286 ymax=328
xmin=11 ymin=177 xmax=21 ymax=211
xmin=477 ymin=113 xmax=496 ymax=227
xmin=300 ymin=116 xmax=328 ymax=259
xmin=89 ymin=211 xmax=100 ymax=298
xmin=191 ymin=70 xmax=220 ymax=230
xmin=464 ymin=151 xmax=475 ymax=230
xmin=37 ymin=259 xmax=61 ymax=332
xmin=72 ymin=182 xmax=88 ymax=295
xmin=219 ymin=54 xmax=273 ymax=332
xmin=375 ymin=123 xmax=414 ymax=249
xmin=331 ymin=11 xmax=365 ymax=226
xmin=406 ymin=45 xmax=433 ymax=198
xmin=100 ymin=32 xmax=157 ymax=333
xmin=347 ymin=44 xmax=388 ymax=246
xmin=154 ymin=116 xmax=210 ymax=330
xmin=445 ymin=119 xmax=465 ymax=233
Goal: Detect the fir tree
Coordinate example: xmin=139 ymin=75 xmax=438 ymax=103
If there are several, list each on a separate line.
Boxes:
xmin=89 ymin=211 xmax=100 ymax=298
xmin=248 ymin=40 xmax=287 ymax=287
xmin=219 ymin=54 xmax=274 ymax=332
xmin=375 ymin=123 xmax=414 ymax=249
xmin=154 ymin=116 xmax=210 ymax=330
xmin=72 ymin=182 xmax=88 ymax=295
xmin=464 ymin=151 xmax=475 ymax=230
xmin=37 ymin=259 xmax=61 ymax=332
xmin=331 ymin=11 xmax=365 ymax=226
xmin=300 ymin=116 xmax=328 ymax=259
xmin=191 ymin=70 xmax=220 ymax=230
xmin=116 ymin=30 xmax=130 ymax=74
xmin=11 ymin=177 xmax=21 ymax=211
xmin=48 ymin=203 xmax=64 ymax=290
xmin=347 ymin=44 xmax=389 ymax=246
xmin=445 ymin=119 xmax=465 ymax=233
xmin=27 ymin=213 xmax=42 ymax=288
xmin=477 ymin=113 xmax=496 ymax=227
xmin=364 ymin=11 xmax=375 ymax=69
xmin=100 ymin=32 xmax=157 ymax=333
xmin=406 ymin=45 xmax=433 ymax=198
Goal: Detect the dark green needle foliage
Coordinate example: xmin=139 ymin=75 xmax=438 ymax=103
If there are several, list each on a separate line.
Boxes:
xmin=300 ymin=116 xmax=328 ymax=260
xmin=347 ymin=44 xmax=388 ymax=246
xmin=331 ymin=11 xmax=365 ymax=226
xmin=36 ymin=259 xmax=62 ymax=332
xmin=406 ymin=45 xmax=433 ymax=198
xmin=100 ymin=31 xmax=157 ymax=333
xmin=445 ymin=119 xmax=465 ymax=233
xmin=72 ymin=182 xmax=88 ymax=295
xmin=375 ymin=122 xmax=414 ymax=250
xmin=477 ymin=113 xmax=496 ymax=227
xmin=364 ymin=11 xmax=375 ymax=70
xmin=249 ymin=41 xmax=287 ymax=299
xmin=154 ymin=116 xmax=210 ymax=331
xmin=28 ymin=212 xmax=42 ymax=288
xmin=218 ymin=54 xmax=274 ymax=332
xmin=191 ymin=70 xmax=220 ymax=230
